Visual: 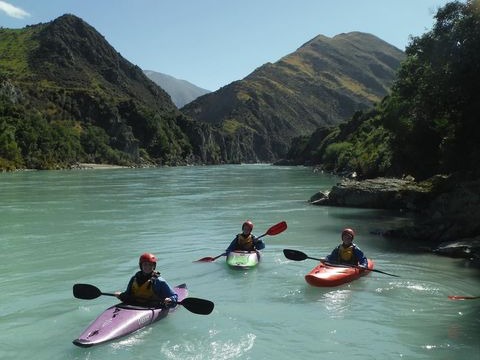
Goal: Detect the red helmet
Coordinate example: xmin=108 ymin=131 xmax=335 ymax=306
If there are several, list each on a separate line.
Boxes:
xmin=139 ymin=253 xmax=157 ymax=269
xmin=342 ymin=228 xmax=355 ymax=239
xmin=242 ymin=220 xmax=254 ymax=233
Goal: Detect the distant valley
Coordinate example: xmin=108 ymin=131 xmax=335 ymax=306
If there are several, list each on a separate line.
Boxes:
xmin=143 ymin=70 xmax=210 ymax=108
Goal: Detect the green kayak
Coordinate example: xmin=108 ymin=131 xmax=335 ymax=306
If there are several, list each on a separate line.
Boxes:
xmin=226 ymin=250 xmax=260 ymax=269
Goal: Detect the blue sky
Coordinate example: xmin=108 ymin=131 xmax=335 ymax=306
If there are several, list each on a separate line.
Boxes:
xmin=1 ymin=0 xmax=455 ymax=91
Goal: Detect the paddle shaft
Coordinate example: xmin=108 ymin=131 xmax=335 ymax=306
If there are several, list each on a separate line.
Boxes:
xmin=256 ymin=232 xmax=269 ymax=240
xmin=73 ymin=284 xmax=214 ymax=315
xmin=105 ymin=292 xmax=204 ymax=303
xmin=211 ymin=253 xmax=227 ymax=261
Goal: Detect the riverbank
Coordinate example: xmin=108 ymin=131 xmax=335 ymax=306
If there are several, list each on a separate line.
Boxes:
xmin=72 ymin=163 xmax=130 ymax=170
xmin=309 ymin=173 xmax=480 ymax=265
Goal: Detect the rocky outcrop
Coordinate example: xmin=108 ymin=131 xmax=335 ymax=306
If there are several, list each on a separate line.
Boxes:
xmin=310 ymin=177 xmax=433 ymax=210
xmin=434 ymin=237 xmax=480 ymax=262
xmin=396 ymin=178 xmax=480 ymax=261
xmin=311 ymin=175 xmax=480 ymax=263
xmin=0 ymin=78 xmax=23 ymax=103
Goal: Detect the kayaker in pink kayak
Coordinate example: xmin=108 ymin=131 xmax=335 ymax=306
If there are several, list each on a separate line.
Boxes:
xmin=115 ymin=252 xmax=178 ymax=307
xmin=325 ymin=228 xmax=368 ymax=267
xmin=226 ymin=220 xmax=265 ymax=253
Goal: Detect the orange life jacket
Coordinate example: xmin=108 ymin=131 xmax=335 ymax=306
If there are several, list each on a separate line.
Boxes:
xmin=236 ymin=234 xmax=254 ymax=251
xmin=131 ymin=276 xmax=160 ymax=303
xmin=338 ymin=244 xmax=357 ymax=265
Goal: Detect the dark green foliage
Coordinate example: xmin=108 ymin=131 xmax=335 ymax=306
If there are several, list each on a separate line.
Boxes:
xmin=388 ymin=0 xmax=480 ymax=178
xmin=323 ymin=142 xmax=353 ymax=172
xmin=0 ymin=118 xmax=22 ymax=169
xmin=319 ymin=109 xmax=394 ymax=177
xmin=80 ymin=125 xmax=124 ymax=164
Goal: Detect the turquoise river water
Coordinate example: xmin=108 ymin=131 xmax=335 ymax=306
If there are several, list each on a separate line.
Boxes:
xmin=0 ymin=164 xmax=478 ymax=360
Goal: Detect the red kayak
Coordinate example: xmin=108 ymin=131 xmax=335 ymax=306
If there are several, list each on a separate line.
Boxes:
xmin=305 ymin=259 xmax=375 ymax=287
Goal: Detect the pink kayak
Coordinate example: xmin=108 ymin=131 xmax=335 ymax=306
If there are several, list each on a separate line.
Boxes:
xmin=73 ymin=283 xmax=188 ymax=347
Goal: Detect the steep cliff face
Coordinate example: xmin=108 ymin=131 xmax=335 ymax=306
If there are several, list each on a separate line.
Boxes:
xmin=182 ymin=32 xmax=405 ymax=163
xmin=30 ymin=15 xmax=189 ymax=162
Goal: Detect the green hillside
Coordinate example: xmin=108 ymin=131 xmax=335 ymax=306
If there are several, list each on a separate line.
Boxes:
xmin=0 ymin=14 xmax=195 ymax=170
xmin=285 ymin=0 xmax=480 ymax=181
xmin=182 ymin=32 xmax=404 ymax=162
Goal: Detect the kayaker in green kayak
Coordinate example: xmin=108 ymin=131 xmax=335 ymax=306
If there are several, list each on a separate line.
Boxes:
xmin=325 ymin=228 xmax=368 ymax=267
xmin=115 ymin=252 xmax=178 ymax=307
xmin=226 ymin=220 xmax=265 ymax=253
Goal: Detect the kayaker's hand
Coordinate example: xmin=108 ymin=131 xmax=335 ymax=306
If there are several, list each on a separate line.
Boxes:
xmin=164 ymin=296 xmax=178 ymax=308
xmin=114 ymin=291 xmax=121 ymax=299
xmin=164 ymin=297 xmax=173 ymax=306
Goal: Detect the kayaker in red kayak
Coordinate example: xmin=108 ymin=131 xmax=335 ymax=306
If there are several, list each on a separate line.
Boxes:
xmin=115 ymin=252 xmax=178 ymax=307
xmin=325 ymin=228 xmax=368 ymax=267
xmin=226 ymin=220 xmax=265 ymax=253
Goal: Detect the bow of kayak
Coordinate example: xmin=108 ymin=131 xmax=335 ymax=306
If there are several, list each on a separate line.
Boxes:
xmin=226 ymin=250 xmax=260 ymax=269
xmin=73 ymin=283 xmax=188 ymax=347
xmin=305 ymin=259 xmax=375 ymax=287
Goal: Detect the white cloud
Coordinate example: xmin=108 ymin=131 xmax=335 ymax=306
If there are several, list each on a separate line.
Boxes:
xmin=0 ymin=1 xmax=30 ymax=19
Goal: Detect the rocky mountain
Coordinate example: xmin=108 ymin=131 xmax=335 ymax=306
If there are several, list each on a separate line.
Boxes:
xmin=144 ymin=70 xmax=210 ymax=108
xmin=181 ymin=32 xmax=405 ymax=163
xmin=0 ymin=15 xmax=404 ymax=170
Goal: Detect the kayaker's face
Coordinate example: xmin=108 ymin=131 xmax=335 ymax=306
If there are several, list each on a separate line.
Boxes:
xmin=341 ymin=233 xmax=353 ymax=246
xmin=141 ymin=261 xmax=155 ymax=274
xmin=242 ymin=226 xmax=251 ymax=235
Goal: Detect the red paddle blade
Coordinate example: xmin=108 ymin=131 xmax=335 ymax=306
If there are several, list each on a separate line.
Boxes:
xmin=194 ymin=253 xmax=226 ymax=263
xmin=266 ymin=221 xmax=287 ymax=236
xmin=448 ymin=295 xmax=480 ymax=300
